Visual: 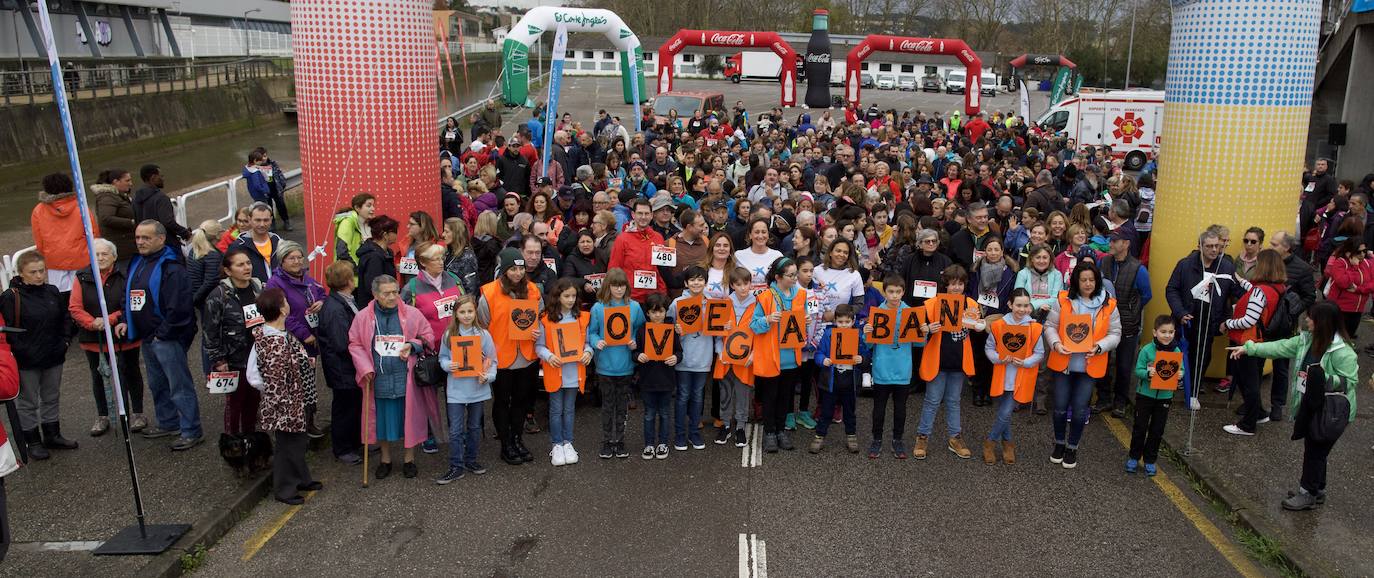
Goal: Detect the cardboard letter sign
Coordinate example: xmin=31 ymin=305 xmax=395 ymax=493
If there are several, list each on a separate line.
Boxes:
xmin=449 ymin=335 xmax=482 ymax=378
xmin=830 ymin=327 xmax=859 ymax=365
xmin=552 ymin=322 xmax=584 ymax=363
xmin=509 ymin=299 xmax=538 ymax=341
xmin=603 ymin=305 xmax=632 ymax=346
xmin=645 ymin=322 xmax=676 ymax=361
xmin=996 ymin=324 xmax=1032 ymax=361
xmin=779 ymin=311 xmax=806 ymax=350
xmin=1151 ymin=350 xmax=1183 ymax=391
xmin=676 ymin=294 xmax=703 ymax=334
xmin=936 ymin=294 xmax=966 ymax=333
xmin=868 ymin=309 xmax=895 ymax=344
xmin=898 ymin=307 xmax=927 ymax=345
xmin=722 ymin=326 xmax=752 ymax=365
xmin=1060 ymin=311 xmax=1094 ymax=353
xmin=705 ymin=299 xmax=733 ymax=337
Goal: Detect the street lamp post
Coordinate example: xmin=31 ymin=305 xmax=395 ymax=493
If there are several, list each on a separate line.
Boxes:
xmin=1124 ymin=0 xmax=1137 ymax=88
xmin=242 ymin=9 xmax=261 ymax=56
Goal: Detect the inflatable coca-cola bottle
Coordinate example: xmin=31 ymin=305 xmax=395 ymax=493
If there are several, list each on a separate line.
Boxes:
xmin=803 ymin=9 xmax=832 ymax=109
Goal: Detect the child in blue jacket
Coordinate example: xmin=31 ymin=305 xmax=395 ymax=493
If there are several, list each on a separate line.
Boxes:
xmin=810 ymin=304 xmax=868 ymax=454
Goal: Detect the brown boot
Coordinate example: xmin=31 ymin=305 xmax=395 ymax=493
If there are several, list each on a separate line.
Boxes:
xmin=948 ymin=436 xmax=972 ymax=459
xmin=913 ymin=435 xmax=929 ymax=459
xmin=1003 ymin=441 xmax=1017 ymax=464
xmin=983 ymin=440 xmax=997 ymax=464
xmin=845 ymin=435 xmax=860 ymax=453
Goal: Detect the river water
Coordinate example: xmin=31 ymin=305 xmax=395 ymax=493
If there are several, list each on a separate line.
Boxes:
xmin=0 ymin=60 xmax=502 ymax=251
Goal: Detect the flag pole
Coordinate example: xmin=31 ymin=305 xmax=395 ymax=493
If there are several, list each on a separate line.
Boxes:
xmin=30 ymin=0 xmax=189 ymax=555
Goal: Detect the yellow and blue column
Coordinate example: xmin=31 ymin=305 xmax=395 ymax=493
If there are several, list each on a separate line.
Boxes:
xmin=1147 ymin=0 xmax=1321 ymax=368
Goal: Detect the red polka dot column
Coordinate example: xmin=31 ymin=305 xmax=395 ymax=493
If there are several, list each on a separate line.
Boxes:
xmin=292 ymin=0 xmax=439 ymax=278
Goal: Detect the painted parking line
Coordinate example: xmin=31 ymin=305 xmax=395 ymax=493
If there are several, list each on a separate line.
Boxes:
xmin=738 ymin=533 xmax=767 ymax=578
xmin=241 ymin=487 xmax=320 ymax=561
xmin=1102 ymin=418 xmax=1263 ymax=578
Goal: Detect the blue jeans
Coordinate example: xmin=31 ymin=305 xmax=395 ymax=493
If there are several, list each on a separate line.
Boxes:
xmin=1053 ymin=371 xmax=1096 ymax=448
xmin=987 ymin=392 xmax=1017 ymax=441
xmin=916 ymin=371 xmax=963 ymax=438
xmin=446 ymin=401 xmax=482 ymax=468
xmin=675 ymin=371 xmax=708 ymax=446
xmin=642 ymin=390 xmax=671 ymax=447
xmin=548 ymin=388 xmax=577 ymax=445
xmin=144 ymin=339 xmax=201 ymax=438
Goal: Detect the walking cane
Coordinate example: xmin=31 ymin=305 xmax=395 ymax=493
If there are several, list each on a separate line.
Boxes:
xmin=361 ymin=380 xmax=370 ymax=489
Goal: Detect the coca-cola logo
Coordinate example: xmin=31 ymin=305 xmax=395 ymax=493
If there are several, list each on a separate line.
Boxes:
xmin=711 ymin=33 xmax=747 ymax=46
xmin=668 ymin=38 xmax=683 ymax=52
xmin=806 ymin=53 xmax=830 ymax=63
xmin=857 ymin=45 xmax=872 ymax=59
xmin=960 ymin=49 xmax=975 ymax=62
xmin=899 ymin=40 xmax=935 ymax=53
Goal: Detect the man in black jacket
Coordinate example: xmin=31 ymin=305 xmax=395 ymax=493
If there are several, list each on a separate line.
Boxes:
xmin=317 ymin=260 xmax=362 ymax=464
xmin=1267 ymin=231 xmax=1316 ymax=421
xmin=947 ymin=202 xmax=995 ymax=269
xmin=121 ymin=220 xmax=201 ymax=450
xmin=1300 ymin=158 xmax=1338 ymax=237
xmin=1164 ymin=229 xmax=1244 ymax=399
xmin=130 ymin=164 xmax=190 ymax=255
xmin=497 ymin=135 xmax=532 ymax=196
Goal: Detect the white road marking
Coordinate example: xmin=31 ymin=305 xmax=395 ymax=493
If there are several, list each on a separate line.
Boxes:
xmin=738 ymin=533 xmax=767 ymax=577
xmin=13 ymin=540 xmax=104 ymax=552
xmin=741 ymin=423 xmax=763 ymax=467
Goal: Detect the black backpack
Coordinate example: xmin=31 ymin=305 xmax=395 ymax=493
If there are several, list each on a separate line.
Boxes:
xmin=1261 ymin=285 xmax=1303 ymax=339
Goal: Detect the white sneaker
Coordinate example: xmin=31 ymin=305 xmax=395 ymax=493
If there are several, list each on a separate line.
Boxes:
xmin=1223 ymin=424 xmax=1256 ymax=436
xmin=1258 ymin=416 xmax=1271 ymax=424
xmin=551 ymin=443 xmax=566 ymax=466
xmin=563 ymin=442 xmax=579 ymax=464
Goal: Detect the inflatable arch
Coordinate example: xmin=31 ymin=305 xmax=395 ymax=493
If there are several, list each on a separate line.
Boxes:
xmin=657 ymin=30 xmax=798 ymax=106
xmin=501 ymin=7 xmax=647 ymax=105
xmin=844 ymin=35 xmax=982 ymax=115
xmin=1007 ymin=53 xmax=1077 ymax=71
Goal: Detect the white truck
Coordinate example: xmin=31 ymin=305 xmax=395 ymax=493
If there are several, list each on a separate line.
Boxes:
xmin=1036 ymin=89 xmax=1164 ymax=171
xmin=829 ymin=61 xmax=847 ymax=86
xmin=725 ymin=52 xmax=802 ymax=82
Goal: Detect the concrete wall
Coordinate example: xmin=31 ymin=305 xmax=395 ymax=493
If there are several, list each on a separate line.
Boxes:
xmin=1338 ymin=27 xmax=1374 ymax=181
xmin=0 ymin=78 xmax=282 ymax=168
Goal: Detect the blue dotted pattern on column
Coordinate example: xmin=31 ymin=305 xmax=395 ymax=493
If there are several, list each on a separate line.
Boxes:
xmin=1165 ymin=0 xmax=1319 ymax=106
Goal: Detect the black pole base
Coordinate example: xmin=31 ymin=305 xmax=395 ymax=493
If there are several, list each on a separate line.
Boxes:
xmin=92 ymin=524 xmax=190 ymax=556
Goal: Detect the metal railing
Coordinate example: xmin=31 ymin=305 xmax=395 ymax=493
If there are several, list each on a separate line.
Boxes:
xmin=1 ymin=58 xmax=292 ymax=106
xmin=437 ymin=70 xmax=549 ymax=128
xmin=0 ymin=167 xmax=302 ymax=291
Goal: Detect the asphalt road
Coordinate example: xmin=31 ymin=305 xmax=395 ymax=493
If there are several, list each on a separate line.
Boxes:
xmin=194 ymin=395 xmax=1253 ymax=577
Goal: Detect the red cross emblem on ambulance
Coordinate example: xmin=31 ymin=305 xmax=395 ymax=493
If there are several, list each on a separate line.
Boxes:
xmin=1112 ymin=112 xmax=1143 ymax=143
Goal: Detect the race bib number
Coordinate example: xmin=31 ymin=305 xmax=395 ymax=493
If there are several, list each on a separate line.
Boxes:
xmin=806 ymin=296 xmax=824 ymax=317
xmin=1032 ymin=292 xmax=1051 ymax=302
xmin=977 ymin=291 xmax=1000 ymax=309
xmin=633 ymin=270 xmax=657 ymax=290
xmin=305 ymin=312 xmax=320 ymax=328
xmin=206 ymin=371 xmax=239 ymax=394
xmin=398 ymin=257 xmax=419 ymax=276
xmin=912 ymin=280 xmax=937 ymax=299
xmin=242 ymin=304 xmax=264 ymax=328
xmin=609 ymin=177 xmax=623 ymax=189
xmin=751 ymin=283 xmax=768 ymax=297
xmin=374 ymin=335 xmax=405 ymax=357
xmin=974 ymin=250 xmax=986 ymax=262
xmin=1190 ymin=272 xmax=1217 ymax=304
xmin=445 ymin=129 xmax=457 ymax=141
xmin=586 ymin=273 xmax=605 ymax=291
xmin=651 ymin=245 xmax=677 ymax=267
xmin=543 ymin=258 xmax=557 ymax=273
xmin=129 ymin=290 xmax=147 ymax=312
xmin=435 ymin=295 xmax=458 ymax=319
xmin=1304 ymin=182 xmax=1315 ymax=193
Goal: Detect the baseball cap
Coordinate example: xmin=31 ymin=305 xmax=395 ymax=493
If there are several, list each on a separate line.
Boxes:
xmin=1109 ymin=227 xmax=1137 ymax=243
xmin=916 ymin=175 xmax=935 ymax=185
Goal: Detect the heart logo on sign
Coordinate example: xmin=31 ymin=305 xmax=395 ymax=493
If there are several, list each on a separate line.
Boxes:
xmin=1001 ymin=332 xmax=1026 ymax=353
xmin=511 ymin=307 xmax=537 ymax=330
xmin=678 ymin=304 xmax=701 ymax=325
xmin=1155 ymin=360 xmax=1179 ymax=380
xmin=1066 ymin=322 xmax=1090 ymax=343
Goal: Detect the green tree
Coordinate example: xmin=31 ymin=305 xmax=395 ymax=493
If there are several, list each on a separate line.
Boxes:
xmin=699 ymin=54 xmax=725 ymax=79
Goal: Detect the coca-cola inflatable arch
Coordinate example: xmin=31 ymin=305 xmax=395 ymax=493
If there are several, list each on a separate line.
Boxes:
xmin=844 ymin=35 xmax=983 ymax=115
xmin=657 ymin=30 xmax=798 ymax=106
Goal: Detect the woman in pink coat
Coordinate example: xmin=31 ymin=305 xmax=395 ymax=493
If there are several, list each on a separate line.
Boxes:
xmin=347 ymin=274 xmax=443 ymax=480
xmin=1323 ymin=236 xmax=1374 ymax=338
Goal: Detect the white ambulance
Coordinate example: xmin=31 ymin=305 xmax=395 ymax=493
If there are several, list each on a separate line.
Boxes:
xmin=1036 ymin=89 xmax=1164 ymax=171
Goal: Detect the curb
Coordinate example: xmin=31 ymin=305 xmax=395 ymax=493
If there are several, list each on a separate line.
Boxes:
xmin=138 ymin=472 xmax=271 ymax=578
xmin=1161 ymin=429 xmax=1338 ymax=578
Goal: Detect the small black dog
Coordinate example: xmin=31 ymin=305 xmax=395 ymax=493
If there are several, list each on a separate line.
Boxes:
xmin=219 ymin=432 xmax=273 ymax=477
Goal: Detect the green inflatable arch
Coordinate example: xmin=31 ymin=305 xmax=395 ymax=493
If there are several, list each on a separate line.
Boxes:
xmin=501 ymin=6 xmax=647 ymax=105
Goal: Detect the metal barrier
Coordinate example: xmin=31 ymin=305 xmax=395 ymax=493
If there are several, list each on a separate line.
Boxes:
xmin=1 ymin=58 xmax=291 ymax=107
xmin=0 ymin=167 xmax=302 ymax=291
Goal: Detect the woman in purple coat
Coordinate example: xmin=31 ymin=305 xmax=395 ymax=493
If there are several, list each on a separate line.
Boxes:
xmin=266 ymin=240 xmax=326 ymax=437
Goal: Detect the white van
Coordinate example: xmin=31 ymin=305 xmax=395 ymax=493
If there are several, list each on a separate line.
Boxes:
xmin=1036 ymin=89 xmax=1165 ymax=170
xmin=979 ymin=73 xmax=997 ymax=97
xmin=945 ymin=71 xmax=966 ymax=94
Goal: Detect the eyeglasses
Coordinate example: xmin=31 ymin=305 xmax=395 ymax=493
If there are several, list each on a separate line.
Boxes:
xmin=1243 ymin=239 xmax=1260 ymax=245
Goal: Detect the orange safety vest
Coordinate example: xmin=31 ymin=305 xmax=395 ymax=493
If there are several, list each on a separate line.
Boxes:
xmin=713 ymin=302 xmax=757 ymax=386
xmin=752 ymin=287 xmax=809 ymax=379
xmin=988 ymin=318 xmax=1043 ymax=403
xmin=918 ymin=296 xmax=978 ymax=382
xmin=1046 ymin=292 xmax=1117 ymax=378
xmin=480 ymin=279 xmax=542 ymax=368
xmin=540 ymin=312 xmax=590 ymax=393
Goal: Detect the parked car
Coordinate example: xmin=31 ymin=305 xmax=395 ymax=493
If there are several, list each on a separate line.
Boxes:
xmin=875 ymin=74 xmax=897 ymax=90
xmin=897 ymin=76 xmax=917 ymax=91
xmin=651 ymin=91 xmax=725 ymax=126
xmin=921 ymin=74 xmax=943 ymax=93
xmin=860 ymin=73 xmax=875 ymax=88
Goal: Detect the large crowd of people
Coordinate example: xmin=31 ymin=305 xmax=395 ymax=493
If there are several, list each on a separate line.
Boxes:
xmin=3 ymin=97 xmax=1368 ymax=517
